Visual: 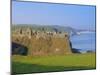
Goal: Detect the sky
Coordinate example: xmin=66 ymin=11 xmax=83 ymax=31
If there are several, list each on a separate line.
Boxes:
xmin=12 ymin=1 xmax=96 ymax=30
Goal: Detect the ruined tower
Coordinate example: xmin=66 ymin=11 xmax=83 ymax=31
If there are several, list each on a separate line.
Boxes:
xmin=12 ymin=26 xmax=72 ymax=56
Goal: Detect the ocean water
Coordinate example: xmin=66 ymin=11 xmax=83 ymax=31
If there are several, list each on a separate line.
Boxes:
xmin=70 ymin=32 xmax=96 ymax=52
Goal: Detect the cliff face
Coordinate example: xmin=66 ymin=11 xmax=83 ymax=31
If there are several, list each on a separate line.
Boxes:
xmin=12 ymin=27 xmax=72 ymax=56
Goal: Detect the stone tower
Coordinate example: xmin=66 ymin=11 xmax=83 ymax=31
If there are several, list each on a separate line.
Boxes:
xmin=12 ymin=26 xmax=72 ymax=56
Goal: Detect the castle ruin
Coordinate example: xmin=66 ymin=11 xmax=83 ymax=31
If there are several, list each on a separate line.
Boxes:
xmin=12 ymin=27 xmax=72 ymax=56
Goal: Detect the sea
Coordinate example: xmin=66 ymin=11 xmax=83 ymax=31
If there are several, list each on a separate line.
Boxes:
xmin=70 ymin=31 xmax=96 ymax=52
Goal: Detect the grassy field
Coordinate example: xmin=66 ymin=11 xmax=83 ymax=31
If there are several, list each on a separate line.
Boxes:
xmin=12 ymin=53 xmax=96 ymax=74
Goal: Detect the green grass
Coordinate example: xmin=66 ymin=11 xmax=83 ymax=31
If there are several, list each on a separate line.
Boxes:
xmin=12 ymin=53 xmax=96 ymax=74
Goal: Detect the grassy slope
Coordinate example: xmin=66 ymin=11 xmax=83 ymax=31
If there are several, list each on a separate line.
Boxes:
xmin=12 ymin=53 xmax=96 ymax=74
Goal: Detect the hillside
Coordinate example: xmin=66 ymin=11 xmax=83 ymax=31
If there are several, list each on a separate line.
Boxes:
xmin=12 ymin=24 xmax=77 ymax=36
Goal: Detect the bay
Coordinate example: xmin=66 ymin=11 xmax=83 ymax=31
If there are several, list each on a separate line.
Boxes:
xmin=70 ymin=32 xmax=96 ymax=52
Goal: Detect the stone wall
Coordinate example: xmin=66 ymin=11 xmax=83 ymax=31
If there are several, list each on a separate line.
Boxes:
xmin=12 ymin=28 xmax=72 ymax=56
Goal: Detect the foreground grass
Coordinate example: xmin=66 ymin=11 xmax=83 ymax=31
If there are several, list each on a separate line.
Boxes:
xmin=12 ymin=53 xmax=96 ymax=74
